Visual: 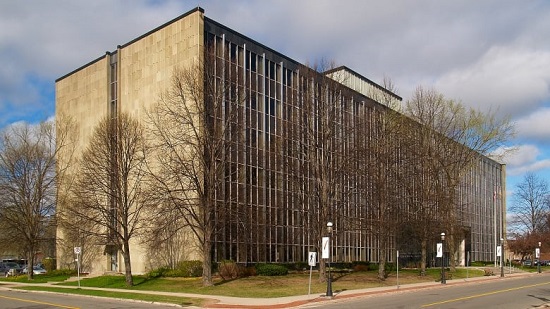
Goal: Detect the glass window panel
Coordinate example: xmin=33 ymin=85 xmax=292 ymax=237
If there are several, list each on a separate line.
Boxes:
xmin=258 ymin=55 xmax=263 ymax=74
xmin=269 ymin=61 xmax=275 ymax=79
xmin=251 ymin=52 xmax=257 ymax=72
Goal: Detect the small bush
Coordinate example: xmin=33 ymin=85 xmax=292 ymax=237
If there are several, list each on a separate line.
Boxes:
xmin=353 ymin=263 xmax=369 ymax=272
xmin=175 ymin=260 xmax=202 ymax=277
xmin=292 ymin=262 xmax=309 ymax=271
xmin=42 ymin=258 xmax=56 ymax=272
xmin=48 ymin=269 xmax=77 ymax=276
xmin=368 ymin=263 xmax=379 ymax=271
xmin=255 ymin=263 xmax=288 ymax=276
xmin=146 ymin=266 xmax=169 ymax=279
xmin=385 ymin=263 xmax=396 ymax=272
xmin=238 ymin=265 xmax=256 ymax=277
xmin=219 ymin=260 xmax=239 ymax=280
xmin=331 ymin=262 xmax=352 ymax=270
xmin=147 ymin=261 xmax=203 ymax=278
xmin=483 ymin=268 xmax=494 ymax=276
xmin=471 ymin=261 xmax=492 ymax=267
xmin=351 ymin=261 xmax=370 ymax=271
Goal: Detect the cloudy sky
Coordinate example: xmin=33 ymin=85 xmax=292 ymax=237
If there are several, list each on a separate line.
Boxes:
xmin=1 ymin=0 xmax=550 ymax=205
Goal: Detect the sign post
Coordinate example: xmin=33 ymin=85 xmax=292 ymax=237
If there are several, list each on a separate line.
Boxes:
xmin=74 ymin=247 xmax=81 ymax=288
xmin=467 ymin=251 xmax=470 ymax=279
xmin=396 ymin=250 xmax=400 ymax=289
xmin=308 ymin=252 xmax=317 ymax=296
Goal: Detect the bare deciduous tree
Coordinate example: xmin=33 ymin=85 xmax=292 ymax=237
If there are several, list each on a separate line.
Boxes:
xmin=0 ymin=119 xmax=75 ymax=279
xmin=287 ymin=60 xmax=354 ymax=282
xmin=357 ymin=77 xmax=404 ymax=280
xmin=147 ymin=49 xmax=243 ymax=286
xmin=509 ymin=173 xmax=550 ymax=235
xmin=65 ymin=113 xmax=152 ymax=286
xmin=404 ymin=86 xmax=514 ymax=272
xmin=144 ymin=210 xmax=191 ymax=269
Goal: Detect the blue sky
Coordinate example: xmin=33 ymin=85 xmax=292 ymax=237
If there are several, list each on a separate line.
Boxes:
xmin=1 ymin=0 xmax=550 ymax=209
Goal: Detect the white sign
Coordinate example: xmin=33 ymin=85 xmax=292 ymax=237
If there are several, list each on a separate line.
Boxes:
xmin=308 ymin=252 xmax=317 ymax=266
xmin=436 ymin=243 xmax=443 ymax=258
xmin=74 ymin=247 xmax=81 ymax=255
xmin=322 ymin=237 xmax=330 ymax=259
xmin=536 ymin=248 xmax=541 ymax=259
xmin=497 ymin=245 xmax=502 ymax=257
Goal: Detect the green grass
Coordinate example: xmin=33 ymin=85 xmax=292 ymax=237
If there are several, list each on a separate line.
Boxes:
xmin=517 ymin=265 xmax=548 ymax=272
xmin=53 ymin=268 xmax=485 ymax=298
xmin=0 ymin=273 xmax=72 ymax=283
xmin=16 ymin=286 xmax=204 ymax=307
xmin=1 ymin=267 xmax=488 ymax=304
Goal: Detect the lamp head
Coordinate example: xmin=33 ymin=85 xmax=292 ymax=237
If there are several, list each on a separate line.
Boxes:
xmin=441 ymin=232 xmax=445 ymax=241
xmin=327 ymin=222 xmax=333 ymax=233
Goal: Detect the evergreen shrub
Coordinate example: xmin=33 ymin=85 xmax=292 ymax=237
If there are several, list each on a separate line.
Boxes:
xmin=255 ymin=263 xmax=288 ymax=276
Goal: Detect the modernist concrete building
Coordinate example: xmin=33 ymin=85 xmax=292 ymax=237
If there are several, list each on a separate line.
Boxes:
xmin=56 ymin=7 xmax=505 ymax=274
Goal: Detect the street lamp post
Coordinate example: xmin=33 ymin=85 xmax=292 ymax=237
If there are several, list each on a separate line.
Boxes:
xmin=500 ymin=238 xmax=504 ymax=277
xmin=326 ymin=222 xmax=333 ymax=297
xmin=538 ymin=241 xmax=542 ymax=274
xmin=441 ymin=233 xmax=446 ymax=284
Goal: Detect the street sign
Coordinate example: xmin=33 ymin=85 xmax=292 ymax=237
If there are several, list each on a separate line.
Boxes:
xmin=308 ymin=252 xmax=317 ymax=266
xmin=322 ymin=237 xmax=330 ymax=259
xmin=436 ymin=243 xmax=443 ymax=258
xmin=74 ymin=246 xmax=82 ymax=288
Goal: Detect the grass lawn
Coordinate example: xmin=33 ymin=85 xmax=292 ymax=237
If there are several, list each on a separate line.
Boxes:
xmin=0 ymin=267 xmax=496 ymax=307
xmin=15 ymin=285 xmax=205 ymax=307
xmin=51 ymin=268 xmax=486 ymax=298
xmin=0 ymin=273 xmax=72 ymax=283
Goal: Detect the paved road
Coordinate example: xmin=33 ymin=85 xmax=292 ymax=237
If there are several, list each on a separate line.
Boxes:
xmin=306 ymin=273 xmax=550 ymax=309
xmin=0 ymin=289 xmax=188 ymax=309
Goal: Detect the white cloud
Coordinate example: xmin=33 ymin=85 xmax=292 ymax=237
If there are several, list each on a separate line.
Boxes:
xmin=495 ymin=144 xmax=539 ymax=167
xmin=2 ymin=0 xmax=550 ymax=183
xmin=434 ymin=46 xmax=550 ymax=116
xmin=515 ymin=107 xmax=550 ymax=142
xmin=507 ymin=159 xmax=550 ymax=176
xmin=0 ymin=0 xmax=186 ymax=110
xmin=498 ymin=144 xmax=550 ymax=176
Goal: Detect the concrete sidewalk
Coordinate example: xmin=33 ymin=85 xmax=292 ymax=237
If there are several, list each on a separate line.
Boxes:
xmin=0 ymin=270 xmax=534 ymax=309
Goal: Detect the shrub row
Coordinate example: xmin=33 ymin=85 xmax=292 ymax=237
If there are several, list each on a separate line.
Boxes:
xmin=47 ymin=269 xmax=77 ymax=276
xmin=255 ymin=263 xmax=288 ymax=276
xmin=147 ymin=260 xmax=376 ymax=279
xmin=146 ymin=260 xmax=203 ymax=278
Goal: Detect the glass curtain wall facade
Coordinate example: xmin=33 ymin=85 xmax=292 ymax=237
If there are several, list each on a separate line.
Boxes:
xmin=203 ymin=18 xmax=504 ymax=265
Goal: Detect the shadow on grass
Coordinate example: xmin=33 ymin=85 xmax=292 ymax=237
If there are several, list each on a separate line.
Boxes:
xmin=213 ymin=277 xmax=239 ymax=286
xmin=331 ymin=270 xmax=353 ymax=282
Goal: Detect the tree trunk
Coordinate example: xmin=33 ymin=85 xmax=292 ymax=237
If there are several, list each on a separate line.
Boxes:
xmin=122 ymin=241 xmax=133 ymax=287
xmin=27 ymin=250 xmax=35 ymax=280
xmin=378 ymin=246 xmax=387 ymax=280
xmin=202 ymin=235 xmax=213 ymax=287
xmin=448 ymin=228 xmax=457 ymax=272
xmin=420 ymin=238 xmax=427 ymax=276
xmin=319 ymin=257 xmax=327 ymax=283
